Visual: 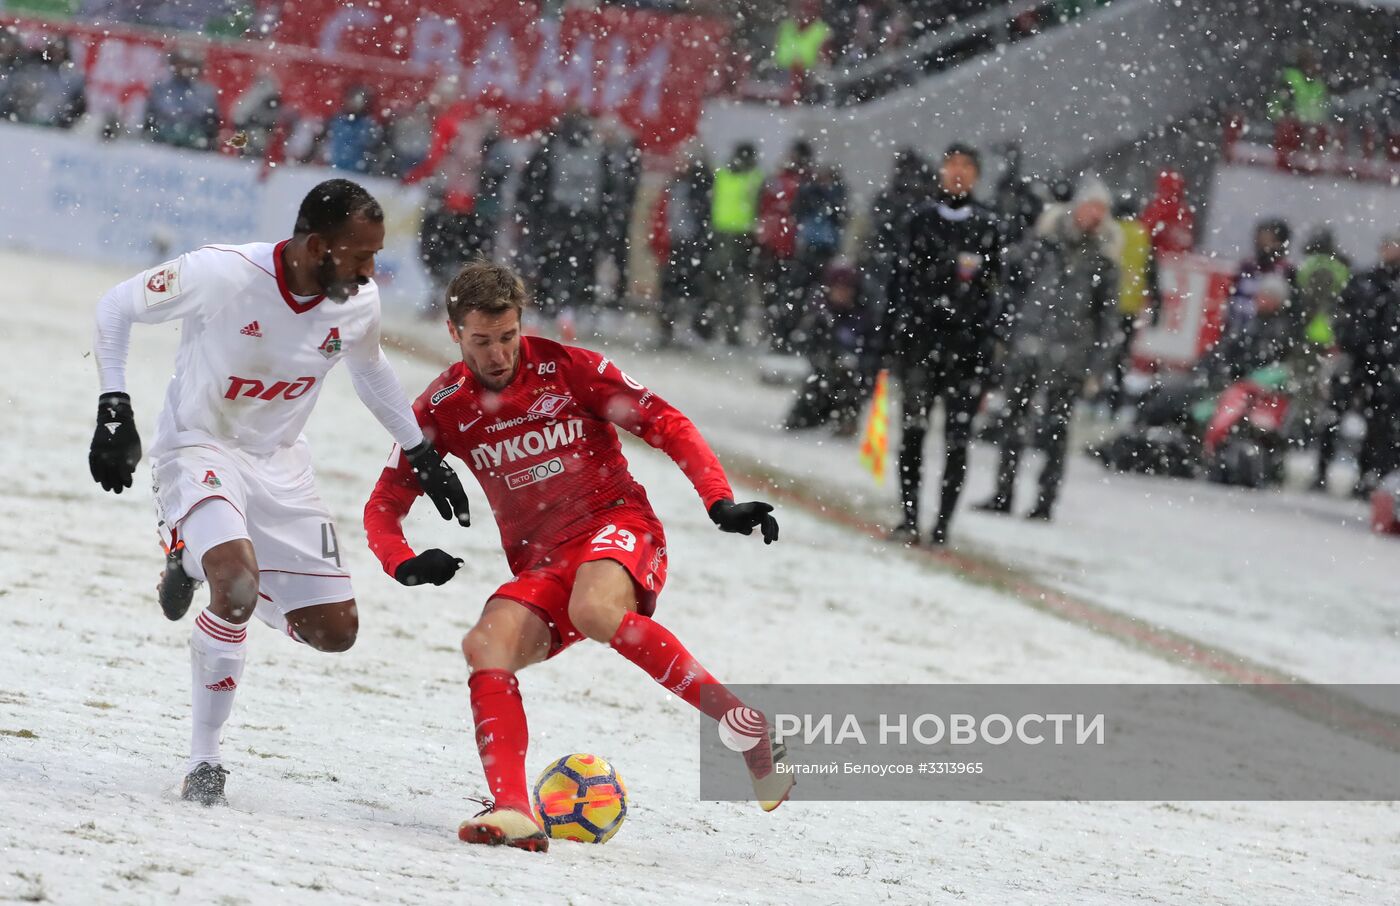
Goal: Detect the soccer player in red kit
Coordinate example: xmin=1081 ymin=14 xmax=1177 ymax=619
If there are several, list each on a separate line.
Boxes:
xmin=364 ymin=261 xmax=793 ymax=851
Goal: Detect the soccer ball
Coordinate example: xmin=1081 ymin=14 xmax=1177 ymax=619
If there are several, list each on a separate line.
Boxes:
xmin=532 ymin=753 xmax=628 ymax=844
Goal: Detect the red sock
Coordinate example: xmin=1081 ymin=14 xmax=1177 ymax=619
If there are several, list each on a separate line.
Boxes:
xmin=609 ymin=612 xmax=745 ymax=721
xmin=467 ymin=669 xmax=532 ymax=815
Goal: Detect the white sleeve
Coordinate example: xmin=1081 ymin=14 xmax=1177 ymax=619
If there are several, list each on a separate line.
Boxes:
xmin=93 ymin=274 xmax=141 ymax=395
xmin=347 ymin=344 xmax=426 ymax=451
xmin=92 ymin=251 xmax=218 ymax=395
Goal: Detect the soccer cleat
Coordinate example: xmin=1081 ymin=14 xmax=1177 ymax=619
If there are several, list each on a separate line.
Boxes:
xmin=742 ymin=727 xmax=795 ymax=812
xmin=158 ymin=541 xmax=202 ymax=621
xmin=181 ymin=762 xmax=229 ymax=806
xmin=1026 ymin=502 xmax=1054 ymax=521
xmin=458 ymin=800 xmax=550 ymax=852
xmin=928 ymin=521 xmax=951 ymax=546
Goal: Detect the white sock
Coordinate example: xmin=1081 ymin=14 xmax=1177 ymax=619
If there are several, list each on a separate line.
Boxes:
xmin=189 ymin=609 xmax=247 ymax=771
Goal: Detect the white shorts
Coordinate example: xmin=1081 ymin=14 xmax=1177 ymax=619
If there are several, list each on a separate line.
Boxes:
xmin=153 ymin=442 xmax=353 ymax=615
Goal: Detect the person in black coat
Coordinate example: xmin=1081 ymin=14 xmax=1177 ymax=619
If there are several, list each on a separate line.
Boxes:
xmin=653 ymin=150 xmax=713 ymax=347
xmin=863 ymin=148 xmax=933 ymax=312
xmin=991 ymin=140 xmax=1043 ymax=247
xmin=886 ymin=143 xmax=1004 ymax=545
xmin=521 ymin=112 xmax=606 ymax=319
xmin=785 ymin=263 xmax=876 ymax=435
xmin=418 ymin=130 xmax=508 ymax=314
xmin=1345 ymin=231 xmax=1400 ymax=494
xmin=599 ymin=117 xmax=641 ymax=305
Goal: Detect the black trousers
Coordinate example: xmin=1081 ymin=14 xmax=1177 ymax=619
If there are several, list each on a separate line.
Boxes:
xmin=699 ymin=234 xmax=753 ymax=344
xmin=759 ymin=250 xmax=802 ymax=353
xmin=537 ymin=211 xmax=600 ymax=318
xmin=989 ymin=358 xmax=1085 ymax=514
xmin=658 ymin=238 xmax=707 ymax=343
xmin=897 ymin=351 xmax=986 ymax=533
xmin=787 ymin=352 xmax=867 ymax=431
xmin=1360 ymin=380 xmax=1400 ymax=483
xmin=1103 ymin=312 xmax=1139 ymax=413
xmin=601 ymin=207 xmax=632 ymax=303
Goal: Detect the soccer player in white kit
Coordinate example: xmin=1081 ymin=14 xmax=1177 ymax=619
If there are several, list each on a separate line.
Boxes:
xmin=88 ymin=180 xmax=472 ymax=805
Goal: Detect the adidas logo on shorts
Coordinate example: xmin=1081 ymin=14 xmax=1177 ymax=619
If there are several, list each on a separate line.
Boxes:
xmin=240 ymin=321 xmax=262 ymax=338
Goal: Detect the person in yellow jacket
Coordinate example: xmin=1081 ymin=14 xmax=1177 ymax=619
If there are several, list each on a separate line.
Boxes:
xmin=1296 ymin=228 xmax=1352 ymax=490
xmin=773 ymin=5 xmax=830 ymax=101
xmin=1268 ymin=48 xmax=1331 ymax=125
xmin=1104 ymin=192 xmax=1160 ymax=414
xmin=774 ymin=15 xmax=830 ymax=74
xmin=701 ymin=142 xmax=764 ymax=346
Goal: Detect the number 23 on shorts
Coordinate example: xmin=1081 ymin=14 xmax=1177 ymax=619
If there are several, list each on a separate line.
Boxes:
xmin=590 ymin=524 xmax=637 ymax=552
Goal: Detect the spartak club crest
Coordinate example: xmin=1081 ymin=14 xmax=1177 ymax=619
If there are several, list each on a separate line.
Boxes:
xmin=318 ymin=327 xmax=342 ymax=359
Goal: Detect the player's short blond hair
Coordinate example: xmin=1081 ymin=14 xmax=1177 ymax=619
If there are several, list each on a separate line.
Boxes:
xmin=445 ymin=258 xmax=527 ymax=325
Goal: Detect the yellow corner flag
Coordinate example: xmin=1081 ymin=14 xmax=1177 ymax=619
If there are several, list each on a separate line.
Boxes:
xmin=859 ymin=369 xmax=890 ymax=484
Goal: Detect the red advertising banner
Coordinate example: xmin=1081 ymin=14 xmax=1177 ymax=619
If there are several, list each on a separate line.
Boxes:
xmin=275 ymin=0 xmax=537 ymax=65
xmin=3 ymin=3 xmax=725 ymax=152
xmin=1133 ymin=254 xmax=1234 ymax=371
xmin=273 ymin=0 xmax=727 ymax=147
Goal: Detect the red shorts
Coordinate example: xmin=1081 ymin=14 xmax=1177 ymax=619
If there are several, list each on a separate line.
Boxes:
xmin=491 ymin=518 xmax=668 ymax=658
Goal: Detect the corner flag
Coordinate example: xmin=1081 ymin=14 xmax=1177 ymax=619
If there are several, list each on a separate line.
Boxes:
xmin=859 ymin=369 xmax=890 ymax=483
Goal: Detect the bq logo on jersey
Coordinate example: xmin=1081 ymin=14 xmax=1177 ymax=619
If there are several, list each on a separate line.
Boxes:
xmin=505 ymin=456 xmax=564 ymax=490
xmin=528 ymin=393 xmax=572 ymax=419
xmin=317 ymin=328 xmax=342 ymax=359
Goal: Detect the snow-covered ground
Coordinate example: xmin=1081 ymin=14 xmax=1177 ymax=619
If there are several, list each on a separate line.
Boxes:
xmin=2 ymin=252 xmax=1397 ymax=904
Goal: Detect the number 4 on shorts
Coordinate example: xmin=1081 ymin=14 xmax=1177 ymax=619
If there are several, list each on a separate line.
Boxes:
xmin=321 ymin=522 xmax=341 ymax=567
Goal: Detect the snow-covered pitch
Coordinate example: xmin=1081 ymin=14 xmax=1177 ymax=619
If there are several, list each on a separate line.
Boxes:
xmin=1 ymin=251 xmax=1395 ymax=904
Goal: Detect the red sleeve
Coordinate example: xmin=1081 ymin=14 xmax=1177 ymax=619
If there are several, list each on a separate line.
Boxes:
xmin=363 ymin=387 xmax=447 ymax=578
xmin=567 ymin=348 xmax=733 ymax=510
xmin=364 ymin=443 xmax=424 ymax=579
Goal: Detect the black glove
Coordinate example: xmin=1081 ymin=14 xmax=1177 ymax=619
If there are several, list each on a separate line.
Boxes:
xmin=404 ymin=439 xmax=471 ymax=526
xmin=708 ymin=498 xmax=780 ymax=544
xmin=394 ymin=549 xmax=464 ymax=587
xmin=89 ymin=392 xmax=142 ymax=494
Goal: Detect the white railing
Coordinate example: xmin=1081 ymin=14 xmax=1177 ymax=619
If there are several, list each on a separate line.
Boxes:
xmin=0 ymin=122 xmax=433 ymax=307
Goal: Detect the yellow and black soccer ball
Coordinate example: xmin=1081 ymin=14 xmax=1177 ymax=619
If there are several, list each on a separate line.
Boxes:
xmin=532 ymin=753 xmax=628 ymax=844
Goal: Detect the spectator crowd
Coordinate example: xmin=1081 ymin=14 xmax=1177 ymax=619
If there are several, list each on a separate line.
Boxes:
xmin=3 ymin=18 xmax=1399 ymax=546
xmin=637 ymin=131 xmax=1400 ymax=544
xmin=728 ymin=0 xmax=1116 ymax=104
xmin=0 ymin=31 xmax=84 ymax=129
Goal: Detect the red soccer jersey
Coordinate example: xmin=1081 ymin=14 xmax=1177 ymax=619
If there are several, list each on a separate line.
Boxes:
xmin=364 ymin=336 xmax=734 ymax=577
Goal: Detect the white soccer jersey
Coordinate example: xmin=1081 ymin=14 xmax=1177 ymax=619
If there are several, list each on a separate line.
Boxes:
xmin=98 ymin=241 xmax=397 ymax=459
